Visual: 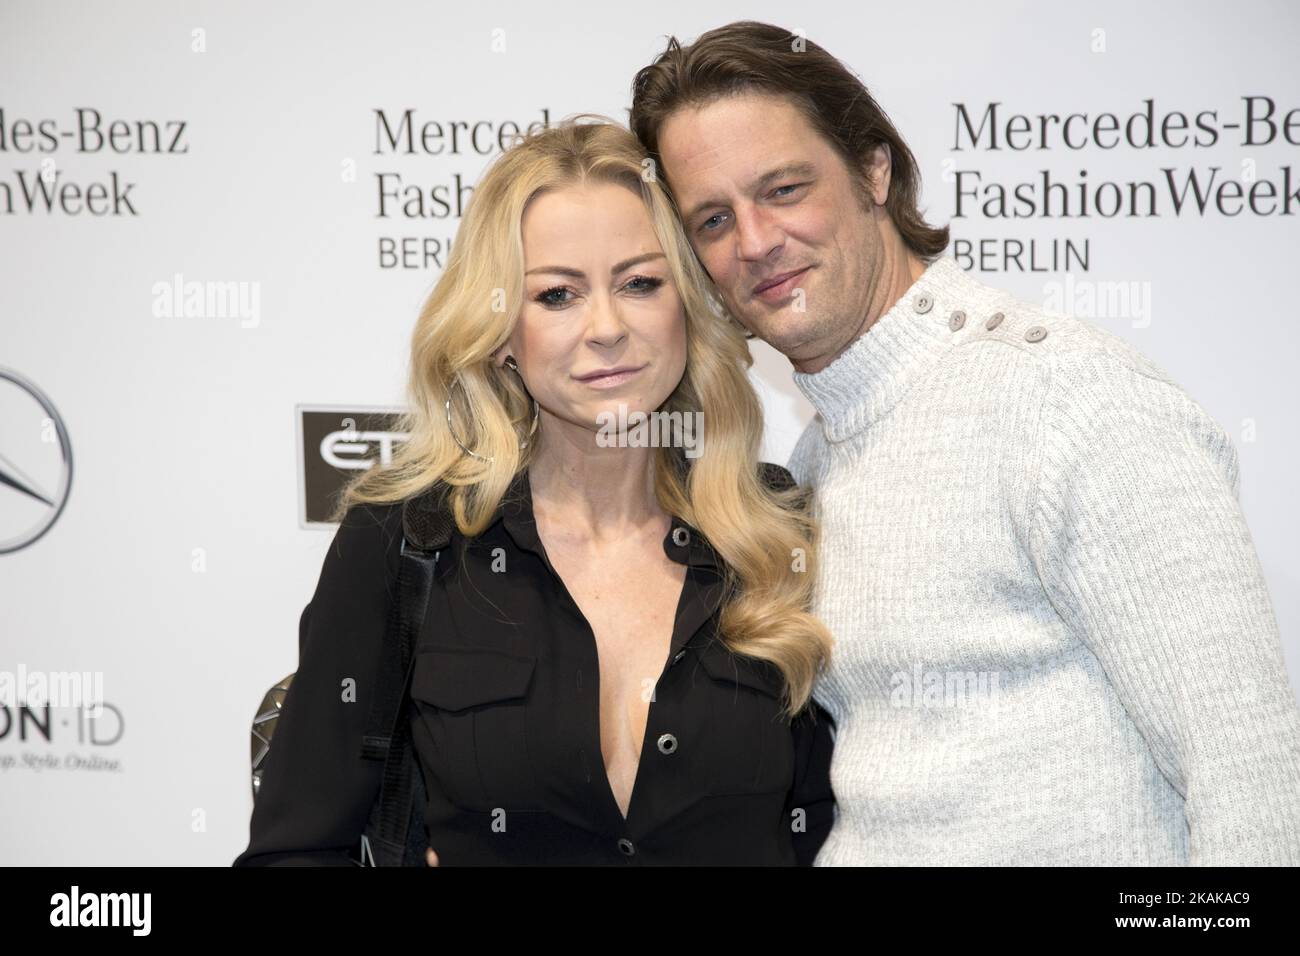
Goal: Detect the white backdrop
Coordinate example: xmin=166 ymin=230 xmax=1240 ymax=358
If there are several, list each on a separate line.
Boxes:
xmin=2 ymin=0 xmax=1297 ymax=865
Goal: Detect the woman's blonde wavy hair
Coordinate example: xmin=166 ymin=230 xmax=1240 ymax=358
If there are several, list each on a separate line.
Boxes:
xmin=333 ymin=114 xmax=832 ymax=716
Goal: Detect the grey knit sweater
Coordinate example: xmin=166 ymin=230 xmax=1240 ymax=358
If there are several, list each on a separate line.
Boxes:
xmin=787 ymin=255 xmax=1300 ymax=865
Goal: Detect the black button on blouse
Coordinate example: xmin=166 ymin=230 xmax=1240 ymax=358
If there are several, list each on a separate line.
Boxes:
xmin=234 ymin=465 xmax=836 ymax=866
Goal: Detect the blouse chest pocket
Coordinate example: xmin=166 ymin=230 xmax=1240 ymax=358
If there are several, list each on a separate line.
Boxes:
xmin=408 ymin=644 xmax=545 ymax=813
xmin=696 ymin=646 xmax=795 ymax=798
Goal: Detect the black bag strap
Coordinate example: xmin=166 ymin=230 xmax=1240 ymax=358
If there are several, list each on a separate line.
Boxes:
xmin=353 ymin=482 xmax=454 ymax=866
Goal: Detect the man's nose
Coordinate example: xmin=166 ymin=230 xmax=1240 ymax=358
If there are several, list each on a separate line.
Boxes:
xmin=733 ymin=206 xmax=783 ymax=263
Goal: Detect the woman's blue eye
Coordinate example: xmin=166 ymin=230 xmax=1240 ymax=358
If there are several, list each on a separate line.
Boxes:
xmin=625 ymin=275 xmax=665 ymax=294
xmin=534 ymin=277 xmax=661 ymax=307
xmin=535 ymin=286 xmax=572 ymax=307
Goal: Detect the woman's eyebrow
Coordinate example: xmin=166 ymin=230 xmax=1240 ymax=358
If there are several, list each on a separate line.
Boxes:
xmin=525 ymin=251 xmax=667 ymax=278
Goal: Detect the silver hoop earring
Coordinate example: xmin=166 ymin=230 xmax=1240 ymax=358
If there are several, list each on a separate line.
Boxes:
xmin=444 ymin=362 xmax=540 ymax=463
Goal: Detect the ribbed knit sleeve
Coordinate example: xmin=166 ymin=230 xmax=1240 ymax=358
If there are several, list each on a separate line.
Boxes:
xmin=1030 ymin=350 xmax=1300 ymax=865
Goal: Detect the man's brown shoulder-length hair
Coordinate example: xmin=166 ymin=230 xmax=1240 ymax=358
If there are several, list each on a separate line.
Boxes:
xmin=629 ymin=20 xmax=949 ymax=260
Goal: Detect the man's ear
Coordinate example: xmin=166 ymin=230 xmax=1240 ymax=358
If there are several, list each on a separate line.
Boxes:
xmin=863 ymin=143 xmax=892 ymax=206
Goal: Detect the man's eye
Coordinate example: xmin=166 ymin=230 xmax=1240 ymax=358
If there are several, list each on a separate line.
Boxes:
xmin=700 ymin=213 xmax=727 ymax=232
xmin=772 ymin=183 xmax=803 ymax=198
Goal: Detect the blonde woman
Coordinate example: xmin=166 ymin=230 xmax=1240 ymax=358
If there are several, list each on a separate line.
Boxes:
xmin=234 ymin=116 xmax=835 ymax=866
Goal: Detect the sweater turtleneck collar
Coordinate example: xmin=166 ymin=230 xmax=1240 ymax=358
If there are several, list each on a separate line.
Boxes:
xmin=791 ymin=256 xmax=1001 ymax=442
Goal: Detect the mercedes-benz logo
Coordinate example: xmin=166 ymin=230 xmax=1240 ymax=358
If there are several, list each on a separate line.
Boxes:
xmin=0 ymin=368 xmax=73 ymax=553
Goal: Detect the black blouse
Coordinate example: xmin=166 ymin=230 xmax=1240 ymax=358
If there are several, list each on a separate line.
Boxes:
xmin=234 ymin=464 xmax=836 ymax=866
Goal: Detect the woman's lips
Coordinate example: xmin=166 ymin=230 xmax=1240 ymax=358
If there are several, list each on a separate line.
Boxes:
xmin=754 ymin=266 xmax=811 ymax=303
xmin=574 ymin=365 xmax=647 ymax=389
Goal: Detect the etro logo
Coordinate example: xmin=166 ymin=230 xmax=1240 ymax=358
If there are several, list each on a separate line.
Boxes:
xmin=0 ymin=368 xmax=72 ymax=553
xmin=297 ymin=404 xmax=406 ymax=527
